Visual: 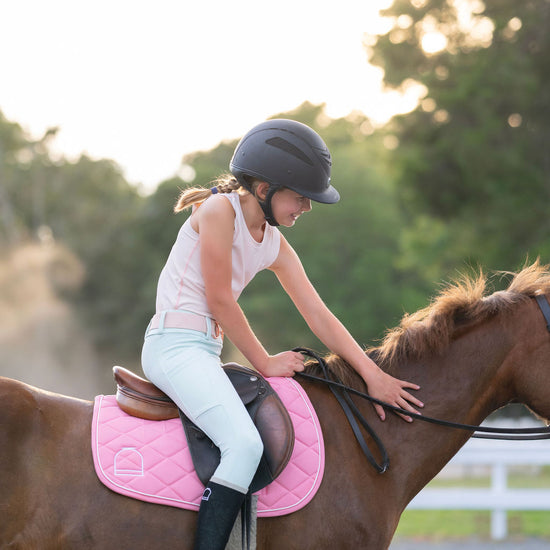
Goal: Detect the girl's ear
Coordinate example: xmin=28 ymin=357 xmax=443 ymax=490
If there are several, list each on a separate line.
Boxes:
xmin=255 ymin=181 xmax=270 ymax=200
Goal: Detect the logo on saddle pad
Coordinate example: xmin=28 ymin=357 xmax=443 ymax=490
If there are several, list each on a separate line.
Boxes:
xmin=91 ymin=377 xmax=324 ymax=517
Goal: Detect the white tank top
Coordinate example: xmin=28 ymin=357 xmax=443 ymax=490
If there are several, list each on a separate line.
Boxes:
xmin=155 ymin=192 xmax=281 ymax=317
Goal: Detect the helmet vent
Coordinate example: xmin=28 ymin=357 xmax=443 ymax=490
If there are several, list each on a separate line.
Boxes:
xmin=265 ymin=137 xmax=313 ymax=166
xmin=314 ymin=146 xmax=332 ymax=168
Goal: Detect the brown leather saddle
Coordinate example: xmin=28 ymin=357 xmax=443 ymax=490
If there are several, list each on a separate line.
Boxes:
xmin=113 ymin=364 xmax=294 ymax=493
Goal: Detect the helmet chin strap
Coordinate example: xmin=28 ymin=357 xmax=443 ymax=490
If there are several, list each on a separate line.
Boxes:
xmin=257 ymin=186 xmax=280 ymax=227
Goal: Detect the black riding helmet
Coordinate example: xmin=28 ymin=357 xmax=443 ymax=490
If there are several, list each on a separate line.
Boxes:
xmin=229 ymin=119 xmax=340 ymax=226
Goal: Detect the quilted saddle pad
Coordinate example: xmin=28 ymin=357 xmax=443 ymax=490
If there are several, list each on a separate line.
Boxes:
xmin=91 ymin=376 xmax=324 ymax=517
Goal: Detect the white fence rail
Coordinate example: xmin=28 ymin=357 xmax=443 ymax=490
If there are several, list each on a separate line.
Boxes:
xmin=407 ymin=435 xmax=550 ymax=540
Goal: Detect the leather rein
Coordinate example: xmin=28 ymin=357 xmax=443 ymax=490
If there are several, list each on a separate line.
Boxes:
xmin=294 ymin=294 xmax=550 ymax=474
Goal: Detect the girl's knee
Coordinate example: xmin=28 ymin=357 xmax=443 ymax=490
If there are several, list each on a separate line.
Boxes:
xmin=238 ymin=428 xmax=264 ymax=464
xmin=214 ymin=425 xmax=264 ymax=491
xmin=223 ymin=427 xmax=263 ymax=467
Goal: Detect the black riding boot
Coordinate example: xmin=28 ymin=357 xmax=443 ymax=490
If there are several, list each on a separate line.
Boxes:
xmin=193 ymin=481 xmax=247 ymax=550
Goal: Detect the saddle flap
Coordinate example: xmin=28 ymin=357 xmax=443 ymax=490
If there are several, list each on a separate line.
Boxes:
xmin=181 ymin=366 xmax=294 ymax=493
xmin=253 ymin=393 xmax=295 ymax=480
xmin=222 ymin=363 xmax=262 ymax=405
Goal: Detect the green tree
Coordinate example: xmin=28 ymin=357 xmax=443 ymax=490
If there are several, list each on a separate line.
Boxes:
xmin=0 ymin=113 xmax=58 ymax=246
xmin=369 ymin=0 xmax=550 ymax=282
xmin=0 ymin=111 xmax=148 ymax=361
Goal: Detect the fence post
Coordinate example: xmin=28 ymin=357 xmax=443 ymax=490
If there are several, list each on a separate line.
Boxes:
xmin=491 ymin=461 xmax=508 ymax=540
xmin=405 ymin=436 xmax=550 ymax=541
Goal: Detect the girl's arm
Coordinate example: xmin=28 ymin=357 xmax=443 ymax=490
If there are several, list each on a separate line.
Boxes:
xmin=196 ymin=196 xmax=304 ymax=377
xmin=270 ymin=235 xmax=423 ymax=421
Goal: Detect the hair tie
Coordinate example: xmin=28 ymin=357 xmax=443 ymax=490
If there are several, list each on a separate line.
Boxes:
xmin=210 ymin=186 xmax=219 ymax=194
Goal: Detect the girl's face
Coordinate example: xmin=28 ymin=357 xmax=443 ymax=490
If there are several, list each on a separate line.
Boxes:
xmin=271 ymin=188 xmax=312 ymax=227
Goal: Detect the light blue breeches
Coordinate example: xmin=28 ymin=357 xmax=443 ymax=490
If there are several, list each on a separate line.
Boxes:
xmin=141 ymin=315 xmax=263 ymax=494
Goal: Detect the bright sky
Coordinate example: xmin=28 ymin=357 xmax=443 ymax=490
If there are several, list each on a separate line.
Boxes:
xmin=1 ymin=0 xmax=418 ymax=192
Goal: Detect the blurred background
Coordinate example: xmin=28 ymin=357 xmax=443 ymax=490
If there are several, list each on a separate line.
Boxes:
xmin=2 ymin=0 xmax=550 ymax=543
xmin=3 ymin=0 xmax=549 ymax=394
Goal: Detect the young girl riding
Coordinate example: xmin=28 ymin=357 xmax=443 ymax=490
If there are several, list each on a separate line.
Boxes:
xmin=141 ymin=119 xmax=423 ymax=549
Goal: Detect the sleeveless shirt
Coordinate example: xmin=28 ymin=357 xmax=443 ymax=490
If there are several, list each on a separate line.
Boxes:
xmin=155 ymin=192 xmax=281 ymax=317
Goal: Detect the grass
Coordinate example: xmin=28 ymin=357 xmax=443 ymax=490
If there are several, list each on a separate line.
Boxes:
xmin=393 ymin=467 xmax=550 ymax=540
xmin=394 ymin=510 xmax=550 ymax=540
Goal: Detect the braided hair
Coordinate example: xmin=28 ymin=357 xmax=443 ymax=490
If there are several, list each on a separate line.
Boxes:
xmin=173 ymin=174 xmax=246 ymax=213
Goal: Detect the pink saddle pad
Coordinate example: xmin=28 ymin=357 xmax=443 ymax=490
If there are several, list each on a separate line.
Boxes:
xmin=91 ymin=376 xmax=324 ymax=517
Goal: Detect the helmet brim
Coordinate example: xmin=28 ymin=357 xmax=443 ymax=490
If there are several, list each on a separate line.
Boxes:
xmin=299 ymin=184 xmax=340 ymax=204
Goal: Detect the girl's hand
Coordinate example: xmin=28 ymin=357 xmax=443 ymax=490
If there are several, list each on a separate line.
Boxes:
xmin=362 ymin=368 xmax=423 ymax=423
xmin=259 ymin=351 xmax=305 ymax=378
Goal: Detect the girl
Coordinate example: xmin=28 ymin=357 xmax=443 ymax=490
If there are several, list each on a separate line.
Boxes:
xmin=141 ymin=119 xmax=423 ymax=549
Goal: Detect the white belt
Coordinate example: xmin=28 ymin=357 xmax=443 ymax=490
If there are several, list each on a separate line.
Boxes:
xmin=150 ymin=311 xmax=222 ymax=339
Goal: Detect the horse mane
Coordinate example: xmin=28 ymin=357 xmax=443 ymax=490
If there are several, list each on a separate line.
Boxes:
xmin=304 ymin=260 xmax=550 ymax=391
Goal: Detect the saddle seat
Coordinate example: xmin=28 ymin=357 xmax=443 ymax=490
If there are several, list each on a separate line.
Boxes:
xmin=112 ymin=365 xmax=295 ymax=493
xmin=114 ymin=366 xmax=179 ymax=420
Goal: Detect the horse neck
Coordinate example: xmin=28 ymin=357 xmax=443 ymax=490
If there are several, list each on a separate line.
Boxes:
xmin=412 ymin=317 xmax=515 ymax=425
xmin=304 ymin=298 xmax=550 ymax=529
xmin=408 ymin=297 xmax=550 ymax=427
xmin=376 ymin=314 xmax=520 ymax=502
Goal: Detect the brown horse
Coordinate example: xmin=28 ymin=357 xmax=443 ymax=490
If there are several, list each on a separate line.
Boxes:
xmin=2 ymin=261 xmax=550 ymax=549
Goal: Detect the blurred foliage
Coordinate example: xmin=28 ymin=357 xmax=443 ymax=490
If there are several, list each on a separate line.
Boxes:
xmin=1 ymin=0 xmax=549 ymax=372
xmin=369 ymin=0 xmax=550 ymax=284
